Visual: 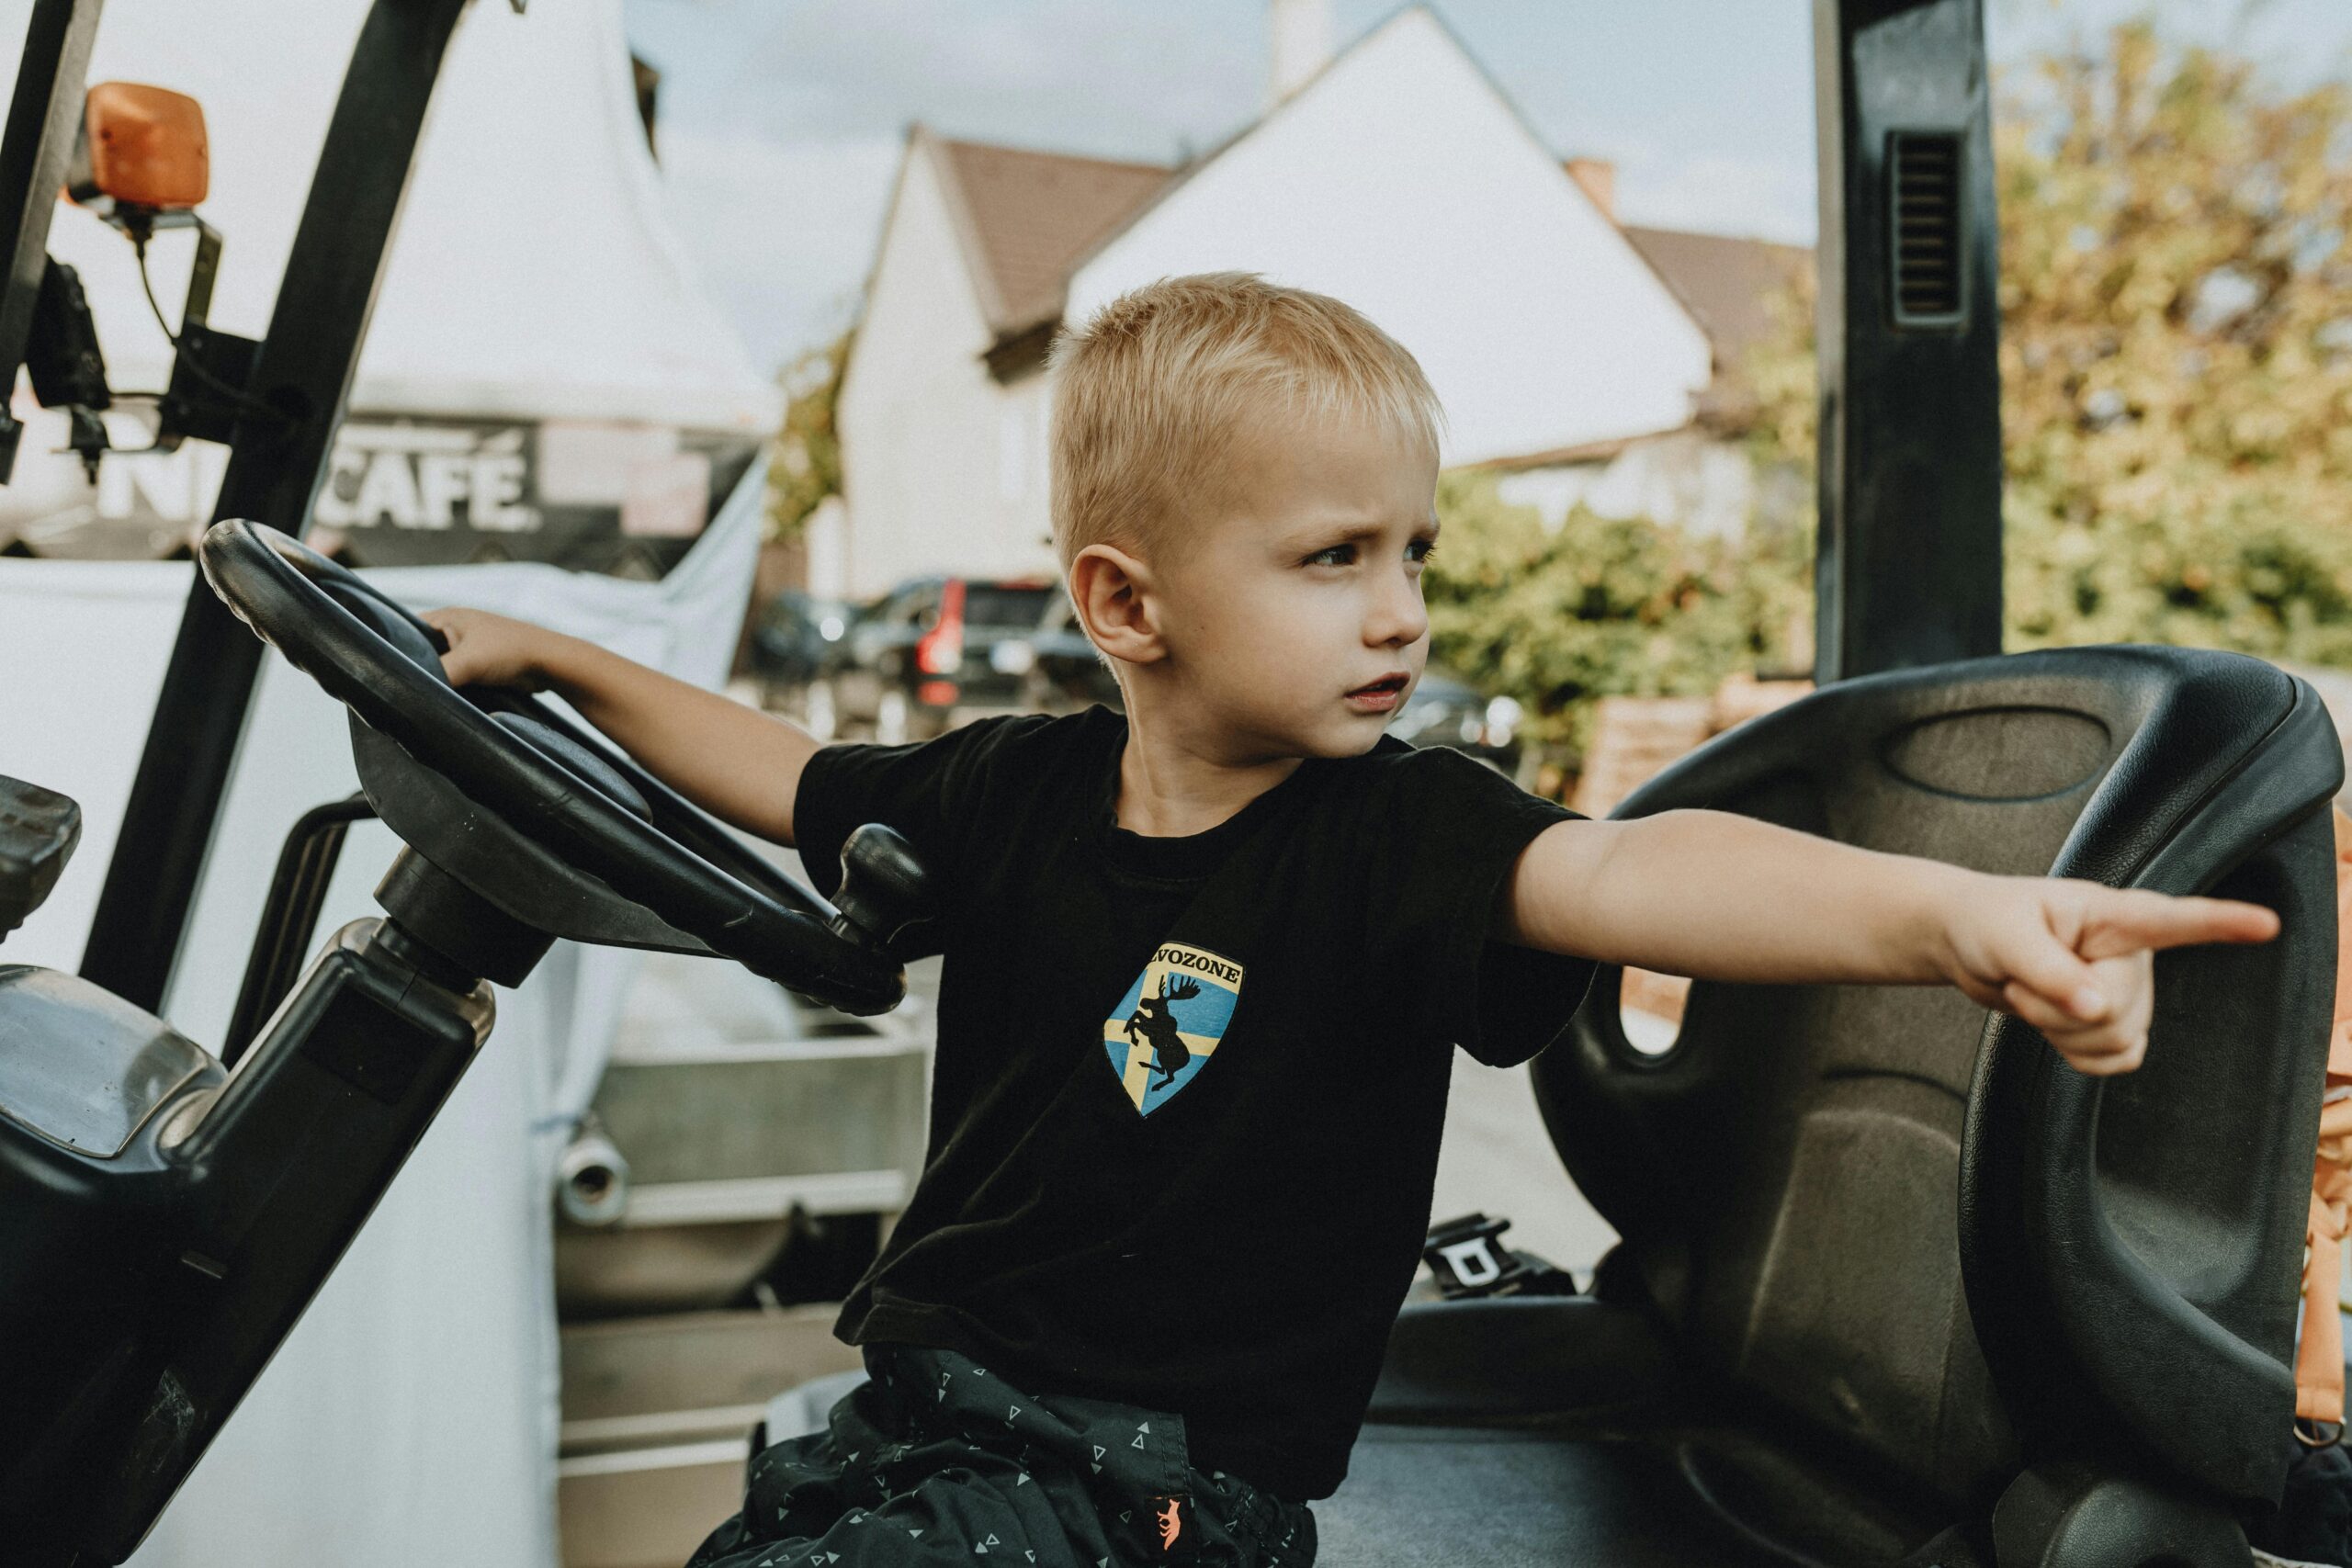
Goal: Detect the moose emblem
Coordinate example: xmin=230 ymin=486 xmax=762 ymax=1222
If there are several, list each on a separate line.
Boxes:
xmin=1101 ymin=942 xmax=1245 ymax=1116
xmin=1124 ymin=975 xmax=1200 ymax=1089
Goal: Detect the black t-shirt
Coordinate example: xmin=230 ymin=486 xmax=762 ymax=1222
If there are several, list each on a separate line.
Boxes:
xmin=792 ymin=705 xmax=1596 ymax=1502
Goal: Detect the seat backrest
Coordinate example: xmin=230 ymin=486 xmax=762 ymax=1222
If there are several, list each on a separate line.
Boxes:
xmin=1536 ymin=646 xmax=2340 ymax=1508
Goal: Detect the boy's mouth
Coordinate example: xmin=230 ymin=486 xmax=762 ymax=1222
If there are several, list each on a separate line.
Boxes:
xmin=1344 ymin=672 xmax=1410 ymax=712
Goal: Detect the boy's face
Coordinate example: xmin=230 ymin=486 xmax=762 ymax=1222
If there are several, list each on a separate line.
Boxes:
xmin=1148 ymin=407 xmax=1440 ymax=760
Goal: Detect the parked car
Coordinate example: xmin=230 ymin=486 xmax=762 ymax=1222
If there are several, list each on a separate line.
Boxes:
xmin=1385 ymin=669 xmax=1523 ymax=773
xmin=1015 ymin=593 xmax=1523 ymax=771
xmin=748 ymin=589 xmax=861 ymax=710
xmin=808 ymin=576 xmax=1058 ymax=742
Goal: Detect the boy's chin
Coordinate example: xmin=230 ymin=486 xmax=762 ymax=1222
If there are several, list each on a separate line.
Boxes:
xmin=1190 ymin=695 xmax=1392 ymax=760
xmin=1290 ymin=714 xmax=1393 ymax=759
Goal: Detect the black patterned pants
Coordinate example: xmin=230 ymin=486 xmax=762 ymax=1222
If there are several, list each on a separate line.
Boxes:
xmin=684 ymin=1342 xmax=1317 ymax=1567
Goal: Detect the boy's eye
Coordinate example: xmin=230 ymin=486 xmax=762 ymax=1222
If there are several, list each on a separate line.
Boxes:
xmin=1303 ymin=539 xmax=1439 ymax=569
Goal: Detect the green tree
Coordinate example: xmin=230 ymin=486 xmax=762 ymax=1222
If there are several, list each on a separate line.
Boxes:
xmin=1732 ymin=19 xmax=2352 ymax=661
xmin=1432 ymin=17 xmax=2352 ymax=775
xmin=1993 ymin=22 xmax=2352 ymax=660
xmin=769 ymin=330 xmax=851 ymax=542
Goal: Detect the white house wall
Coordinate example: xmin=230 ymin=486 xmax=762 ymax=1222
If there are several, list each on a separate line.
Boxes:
xmin=838 ymin=144 xmax=1059 ymax=599
xmin=1495 ymin=431 xmax=1760 ymax=543
xmin=1066 ymin=9 xmax=1713 ymax=467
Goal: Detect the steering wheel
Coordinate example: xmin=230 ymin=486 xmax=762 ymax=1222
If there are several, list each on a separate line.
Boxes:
xmin=195 ymin=518 xmax=919 ymax=1015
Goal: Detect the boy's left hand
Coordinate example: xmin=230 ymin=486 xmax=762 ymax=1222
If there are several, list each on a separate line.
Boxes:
xmin=1939 ymin=878 xmax=2281 ymax=1076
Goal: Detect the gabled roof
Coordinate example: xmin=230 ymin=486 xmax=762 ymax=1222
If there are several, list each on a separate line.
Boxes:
xmin=925 ymin=132 xmax=1171 ymax=340
xmin=884 ymin=6 xmax=1813 ymax=425
xmin=1621 ymin=225 xmax=1811 ymax=375
xmin=909 ymin=129 xmax=1814 ymax=409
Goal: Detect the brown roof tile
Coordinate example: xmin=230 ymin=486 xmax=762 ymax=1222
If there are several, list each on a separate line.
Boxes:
xmin=1619 ymin=224 xmax=1812 ymax=373
xmin=929 ymin=135 xmax=1171 ymax=339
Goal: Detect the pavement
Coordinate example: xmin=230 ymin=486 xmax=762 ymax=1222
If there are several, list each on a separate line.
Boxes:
xmin=1429 ymin=1050 xmax=1619 ymax=1277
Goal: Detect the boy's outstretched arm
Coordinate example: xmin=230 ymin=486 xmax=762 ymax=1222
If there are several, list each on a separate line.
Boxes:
xmin=1499 ymin=809 xmax=2282 ymax=1076
xmin=419 ymin=607 xmax=820 ymax=847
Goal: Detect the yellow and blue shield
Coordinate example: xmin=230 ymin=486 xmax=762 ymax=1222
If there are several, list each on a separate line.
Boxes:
xmin=1102 ymin=942 xmax=1244 ymax=1116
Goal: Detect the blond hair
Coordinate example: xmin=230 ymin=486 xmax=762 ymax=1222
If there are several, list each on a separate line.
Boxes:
xmin=1045 ymin=273 xmax=1442 ymax=571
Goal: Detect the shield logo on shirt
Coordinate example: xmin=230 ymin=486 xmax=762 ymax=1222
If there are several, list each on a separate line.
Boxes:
xmin=1102 ymin=942 xmax=1244 ymax=1116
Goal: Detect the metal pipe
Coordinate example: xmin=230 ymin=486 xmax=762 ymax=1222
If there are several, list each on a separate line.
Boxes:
xmin=221 ymin=792 xmax=377 ymax=1066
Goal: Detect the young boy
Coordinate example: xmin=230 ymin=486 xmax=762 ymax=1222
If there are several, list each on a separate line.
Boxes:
xmin=423 ymin=274 xmax=2278 ymax=1567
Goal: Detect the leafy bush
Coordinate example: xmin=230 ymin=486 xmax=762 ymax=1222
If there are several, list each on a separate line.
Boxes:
xmin=1426 ymin=473 xmax=1811 ymax=755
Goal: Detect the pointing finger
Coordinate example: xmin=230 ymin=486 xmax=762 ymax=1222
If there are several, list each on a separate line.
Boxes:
xmin=2076 ymin=891 xmax=2279 ymax=961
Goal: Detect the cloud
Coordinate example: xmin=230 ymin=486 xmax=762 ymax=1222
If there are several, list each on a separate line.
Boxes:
xmin=639 ymin=0 xmax=1261 ymax=162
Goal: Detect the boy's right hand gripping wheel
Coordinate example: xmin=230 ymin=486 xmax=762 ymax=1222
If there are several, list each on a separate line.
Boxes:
xmin=829 ymin=823 xmax=933 ymax=954
xmin=194 ymin=517 xmax=914 ymax=1015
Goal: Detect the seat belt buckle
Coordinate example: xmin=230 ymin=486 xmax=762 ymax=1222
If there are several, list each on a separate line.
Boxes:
xmin=1421 ymin=1212 xmax=1579 ymax=1299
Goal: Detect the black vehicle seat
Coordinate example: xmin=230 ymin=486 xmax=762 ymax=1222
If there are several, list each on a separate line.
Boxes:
xmin=1317 ymin=645 xmax=2341 ymax=1566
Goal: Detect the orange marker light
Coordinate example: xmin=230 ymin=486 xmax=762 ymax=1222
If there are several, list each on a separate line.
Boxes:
xmin=75 ymin=83 xmax=209 ymax=210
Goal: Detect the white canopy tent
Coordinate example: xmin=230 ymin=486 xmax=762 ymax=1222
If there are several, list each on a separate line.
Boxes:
xmin=0 ymin=0 xmax=784 ymax=1562
xmin=0 ymin=0 xmax=778 ymax=556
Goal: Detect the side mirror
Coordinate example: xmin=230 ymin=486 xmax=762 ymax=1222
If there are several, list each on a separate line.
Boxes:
xmin=68 ymin=82 xmax=209 ymax=228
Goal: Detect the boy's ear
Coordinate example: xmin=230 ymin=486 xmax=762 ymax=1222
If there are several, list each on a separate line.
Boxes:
xmin=1068 ymin=543 xmax=1165 ymax=667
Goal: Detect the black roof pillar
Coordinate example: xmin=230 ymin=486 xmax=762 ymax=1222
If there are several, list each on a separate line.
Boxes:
xmin=79 ymin=0 xmax=467 ymax=1010
xmin=0 ymin=0 xmax=104 ymax=483
xmin=1812 ymin=0 xmax=2005 ymax=682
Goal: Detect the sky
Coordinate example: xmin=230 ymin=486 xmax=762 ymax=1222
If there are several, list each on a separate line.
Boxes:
xmin=619 ymin=0 xmax=2352 ymax=377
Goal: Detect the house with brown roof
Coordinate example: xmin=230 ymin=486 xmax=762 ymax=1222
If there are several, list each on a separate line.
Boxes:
xmin=828 ymin=6 xmax=1809 ymax=597
xmin=1487 ymin=220 xmax=1813 ymax=542
xmin=826 ymin=130 xmax=1168 ymax=597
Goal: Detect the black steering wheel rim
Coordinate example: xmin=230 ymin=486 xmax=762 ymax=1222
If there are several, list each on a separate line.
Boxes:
xmin=197 ymin=518 xmax=902 ymax=1013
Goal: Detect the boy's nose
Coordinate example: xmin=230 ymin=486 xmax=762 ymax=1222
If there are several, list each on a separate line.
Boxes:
xmin=1367 ymin=572 xmax=1430 ymax=649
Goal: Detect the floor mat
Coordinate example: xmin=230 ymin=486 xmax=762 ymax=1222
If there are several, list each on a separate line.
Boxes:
xmin=1313 ymin=1425 xmax=1805 ymax=1568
